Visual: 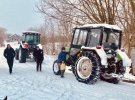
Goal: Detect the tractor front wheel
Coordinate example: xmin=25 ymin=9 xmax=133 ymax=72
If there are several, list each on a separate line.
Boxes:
xmin=53 ymin=60 xmax=61 ymax=75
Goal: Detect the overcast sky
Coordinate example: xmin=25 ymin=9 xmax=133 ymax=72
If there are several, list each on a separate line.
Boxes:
xmin=0 ymin=0 xmax=43 ymax=34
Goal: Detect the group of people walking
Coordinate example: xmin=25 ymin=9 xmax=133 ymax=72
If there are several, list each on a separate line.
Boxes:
xmin=3 ymin=44 xmax=44 ymax=74
xmin=3 ymin=44 xmax=67 ymax=78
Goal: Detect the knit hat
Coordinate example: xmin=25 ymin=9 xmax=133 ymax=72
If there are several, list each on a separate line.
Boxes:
xmin=61 ymin=47 xmax=65 ymax=50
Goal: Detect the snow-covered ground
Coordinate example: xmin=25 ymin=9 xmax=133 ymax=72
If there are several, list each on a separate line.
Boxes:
xmin=0 ymin=44 xmax=135 ymax=100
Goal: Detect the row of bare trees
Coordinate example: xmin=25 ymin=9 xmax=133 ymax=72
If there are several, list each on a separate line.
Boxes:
xmin=36 ymin=0 xmax=135 ymax=56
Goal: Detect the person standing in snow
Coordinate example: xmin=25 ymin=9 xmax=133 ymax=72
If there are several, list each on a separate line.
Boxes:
xmin=57 ymin=47 xmax=68 ymax=78
xmin=33 ymin=45 xmax=44 ymax=71
xmin=3 ymin=44 xmax=15 ymax=74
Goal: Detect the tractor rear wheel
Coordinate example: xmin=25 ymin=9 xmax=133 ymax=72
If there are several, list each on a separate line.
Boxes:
xmin=75 ymin=52 xmax=99 ymax=84
xmin=19 ymin=48 xmax=27 ymax=63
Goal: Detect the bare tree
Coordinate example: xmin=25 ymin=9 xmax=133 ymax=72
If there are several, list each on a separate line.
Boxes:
xmin=38 ymin=0 xmax=119 ymax=24
xmin=37 ymin=0 xmax=119 ymax=45
xmin=116 ymin=0 xmax=135 ymax=57
xmin=37 ymin=0 xmax=74 ymax=41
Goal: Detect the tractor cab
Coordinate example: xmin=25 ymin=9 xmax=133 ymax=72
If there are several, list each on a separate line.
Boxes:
xmin=22 ymin=31 xmax=40 ymax=48
xmin=69 ymin=24 xmax=122 ymax=56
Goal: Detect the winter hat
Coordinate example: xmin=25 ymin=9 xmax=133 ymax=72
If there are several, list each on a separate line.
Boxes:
xmin=61 ymin=47 xmax=65 ymax=50
xmin=37 ymin=44 xmax=42 ymax=49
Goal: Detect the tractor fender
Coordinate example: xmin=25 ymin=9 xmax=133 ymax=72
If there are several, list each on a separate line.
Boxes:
xmin=81 ymin=46 xmax=108 ymax=66
xmin=95 ymin=48 xmax=108 ymax=66
xmin=116 ymin=50 xmax=131 ymax=67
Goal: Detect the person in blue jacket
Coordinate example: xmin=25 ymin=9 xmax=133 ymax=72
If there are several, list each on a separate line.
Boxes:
xmin=57 ymin=47 xmax=68 ymax=63
xmin=57 ymin=47 xmax=68 ymax=77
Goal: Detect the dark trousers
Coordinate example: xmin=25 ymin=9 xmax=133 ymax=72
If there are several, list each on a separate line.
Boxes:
xmin=58 ymin=63 xmax=65 ymax=77
xmin=7 ymin=59 xmax=14 ymax=74
xmin=61 ymin=70 xmax=65 ymax=77
xmin=36 ymin=60 xmax=42 ymax=71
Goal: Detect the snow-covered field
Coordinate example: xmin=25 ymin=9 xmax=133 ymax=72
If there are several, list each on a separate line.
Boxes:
xmin=0 ymin=44 xmax=135 ymax=100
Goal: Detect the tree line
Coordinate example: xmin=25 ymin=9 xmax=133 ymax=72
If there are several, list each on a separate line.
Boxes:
xmin=1 ymin=0 xmax=135 ymax=56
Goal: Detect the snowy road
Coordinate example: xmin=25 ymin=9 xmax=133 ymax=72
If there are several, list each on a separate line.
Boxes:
xmin=0 ymin=47 xmax=135 ymax=100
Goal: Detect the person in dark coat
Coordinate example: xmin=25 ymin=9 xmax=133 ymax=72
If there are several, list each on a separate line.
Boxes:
xmin=33 ymin=46 xmax=44 ymax=71
xmin=57 ymin=47 xmax=68 ymax=77
xmin=4 ymin=44 xmax=15 ymax=74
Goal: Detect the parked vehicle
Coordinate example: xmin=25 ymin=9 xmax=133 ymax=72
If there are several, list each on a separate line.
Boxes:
xmin=53 ymin=24 xmax=131 ymax=84
xmin=15 ymin=31 xmax=42 ymax=63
